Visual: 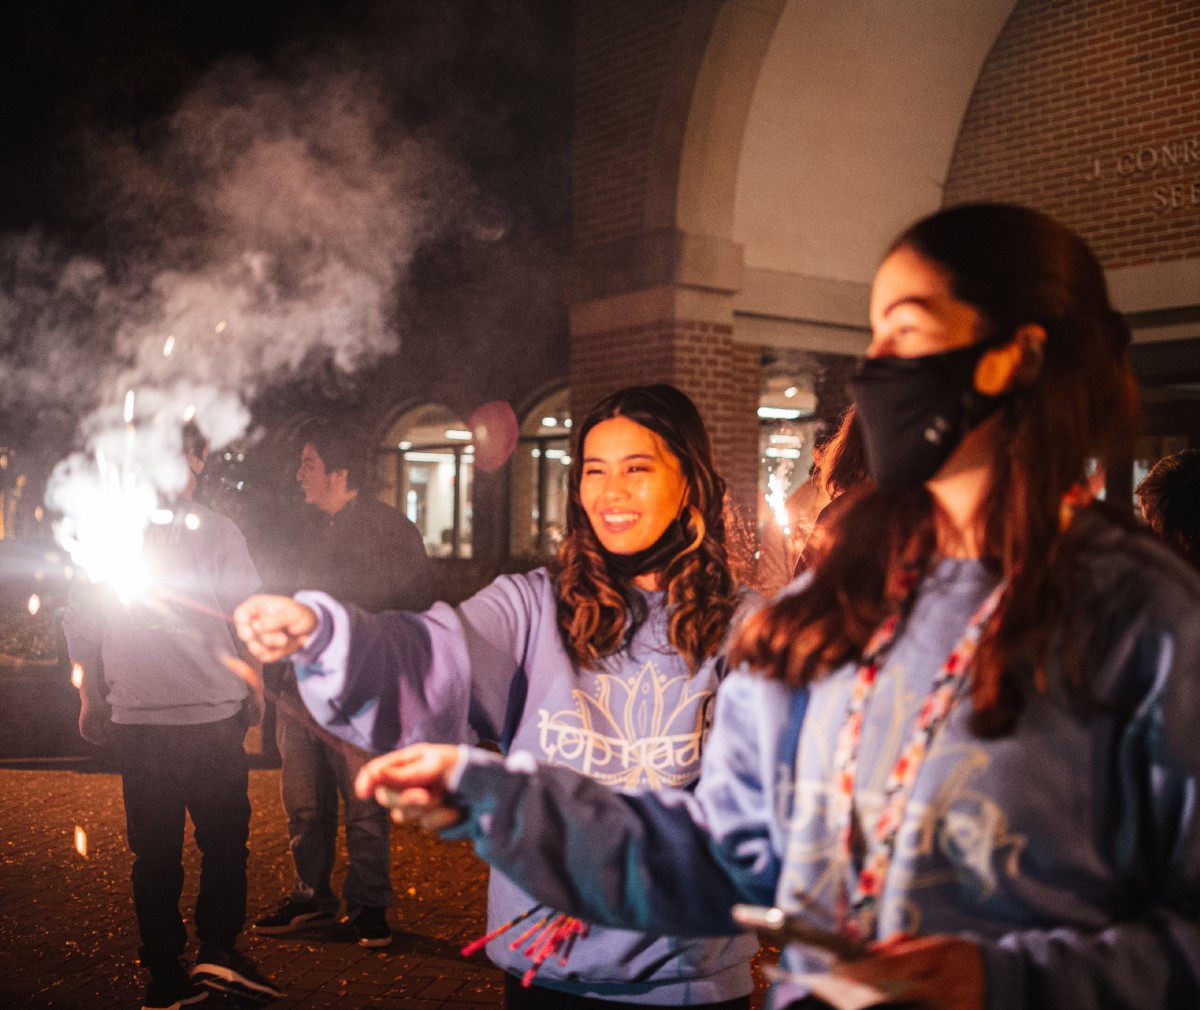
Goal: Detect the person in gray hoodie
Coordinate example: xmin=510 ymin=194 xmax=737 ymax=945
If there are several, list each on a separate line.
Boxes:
xmin=66 ymin=422 xmax=281 ymax=1010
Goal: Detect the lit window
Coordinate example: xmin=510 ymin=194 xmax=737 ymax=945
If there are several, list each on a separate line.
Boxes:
xmin=378 ymin=405 xmax=473 ymax=558
xmin=511 ymin=389 xmax=570 ymax=559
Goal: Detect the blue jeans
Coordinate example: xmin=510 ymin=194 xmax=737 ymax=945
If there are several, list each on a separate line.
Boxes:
xmin=115 ymin=715 xmax=250 ymax=971
xmin=276 ymin=678 xmax=392 ymax=914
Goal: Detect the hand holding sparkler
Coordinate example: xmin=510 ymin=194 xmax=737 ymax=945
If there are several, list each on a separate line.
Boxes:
xmin=355 ymin=744 xmax=465 ymax=831
xmin=233 ymin=594 xmax=319 ymax=662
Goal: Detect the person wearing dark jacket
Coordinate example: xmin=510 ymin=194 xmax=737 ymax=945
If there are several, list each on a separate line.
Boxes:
xmin=254 ymin=417 xmax=434 ymax=949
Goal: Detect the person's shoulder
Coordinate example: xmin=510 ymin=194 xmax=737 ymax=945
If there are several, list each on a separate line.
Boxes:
xmin=187 ymin=500 xmax=244 ymax=540
xmin=1072 ymin=507 xmax=1200 ymax=623
xmin=731 ymin=583 xmax=767 ymax=623
xmin=353 ymin=496 xmax=423 ymax=535
xmin=473 ymin=566 xmax=557 ymax=606
xmin=453 ymin=567 xmax=558 ymax=632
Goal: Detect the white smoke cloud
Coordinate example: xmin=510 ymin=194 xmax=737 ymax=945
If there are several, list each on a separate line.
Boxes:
xmin=20 ymin=44 xmax=476 ymax=588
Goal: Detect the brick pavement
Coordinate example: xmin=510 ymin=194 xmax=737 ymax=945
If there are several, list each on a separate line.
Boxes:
xmin=0 ymin=752 xmax=775 ymax=1010
xmin=0 ymin=754 xmax=503 ymax=1009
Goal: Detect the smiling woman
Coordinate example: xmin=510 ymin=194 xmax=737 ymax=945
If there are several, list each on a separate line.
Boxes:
xmin=579 ymin=416 xmax=687 ymax=567
xmin=233 ymin=384 xmax=758 ymax=1009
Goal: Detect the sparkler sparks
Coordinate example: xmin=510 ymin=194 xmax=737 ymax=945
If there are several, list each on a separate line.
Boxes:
xmin=27 ymin=594 xmax=40 ymax=616
xmin=55 ymin=467 xmax=155 ymax=603
xmin=74 ymin=826 xmax=88 ymax=858
xmin=45 ymin=390 xmax=224 ymax=604
xmin=766 ymin=470 xmax=792 ymax=533
xmin=71 ymin=663 xmax=84 ymax=689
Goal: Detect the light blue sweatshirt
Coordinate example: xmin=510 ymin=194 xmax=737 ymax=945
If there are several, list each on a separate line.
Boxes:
xmin=292 ymin=568 xmax=759 ymax=1004
xmin=430 ymin=511 xmax=1200 ymax=1010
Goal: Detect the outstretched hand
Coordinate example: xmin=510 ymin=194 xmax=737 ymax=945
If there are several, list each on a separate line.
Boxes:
xmin=834 ymin=933 xmax=985 ymax=1010
xmin=356 ymin=744 xmax=465 ymax=831
xmin=233 ymin=594 xmax=319 ymax=663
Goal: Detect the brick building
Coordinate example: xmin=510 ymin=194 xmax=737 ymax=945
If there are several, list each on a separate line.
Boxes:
xmin=261 ymin=0 xmax=1200 ymax=596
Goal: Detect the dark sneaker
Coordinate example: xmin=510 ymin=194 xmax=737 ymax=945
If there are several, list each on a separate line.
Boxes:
xmin=253 ymin=897 xmax=337 ymax=935
xmin=191 ymin=946 xmax=284 ymax=1002
xmin=142 ymin=967 xmax=209 ymax=1010
xmin=350 ymin=906 xmax=392 ymax=948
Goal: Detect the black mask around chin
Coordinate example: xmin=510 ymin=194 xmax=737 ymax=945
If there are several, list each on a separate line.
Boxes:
xmin=847 ymin=338 xmax=1010 ymax=490
xmin=602 ymin=516 xmax=691 ymax=581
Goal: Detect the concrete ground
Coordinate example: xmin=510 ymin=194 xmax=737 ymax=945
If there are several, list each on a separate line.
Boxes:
xmin=0 ymin=748 xmax=775 ymax=1009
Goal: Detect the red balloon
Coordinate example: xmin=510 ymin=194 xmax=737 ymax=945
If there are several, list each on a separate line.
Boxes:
xmin=469 ymin=401 xmax=520 ymax=473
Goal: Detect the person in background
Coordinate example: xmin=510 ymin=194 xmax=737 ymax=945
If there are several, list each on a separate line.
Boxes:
xmin=793 ymin=405 xmax=870 ymax=575
xmin=756 ymin=406 xmax=871 ymax=593
xmin=253 ymin=417 xmax=434 ymax=949
xmin=1135 ymin=447 xmax=1200 ymax=569
xmin=349 ymin=204 xmax=1200 ymax=1010
xmin=66 ymin=421 xmax=282 ymax=1009
xmin=755 ymin=433 xmax=832 ymax=596
xmin=235 ymin=385 xmax=760 ymax=1009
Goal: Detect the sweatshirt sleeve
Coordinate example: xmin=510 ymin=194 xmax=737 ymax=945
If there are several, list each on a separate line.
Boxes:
xmin=292 ymin=571 xmax=548 ymax=754
xmin=976 ymin=603 xmax=1200 ymax=1010
xmin=443 ymin=670 xmax=787 ymax=935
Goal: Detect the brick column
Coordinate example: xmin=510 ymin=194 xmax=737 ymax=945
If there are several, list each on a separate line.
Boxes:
xmin=569 ymin=1 xmax=766 ymax=522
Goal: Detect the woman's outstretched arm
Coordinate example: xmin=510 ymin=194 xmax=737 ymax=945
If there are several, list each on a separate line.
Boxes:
xmin=358 ymin=670 xmax=797 ymax=935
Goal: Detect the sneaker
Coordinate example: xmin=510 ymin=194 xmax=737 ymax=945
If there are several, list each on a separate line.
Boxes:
xmin=253 ymin=896 xmax=337 ymax=934
xmin=142 ymin=966 xmax=209 ymax=1010
xmin=350 ymin=906 xmax=392 ymax=948
xmin=191 ymin=946 xmax=284 ymax=1002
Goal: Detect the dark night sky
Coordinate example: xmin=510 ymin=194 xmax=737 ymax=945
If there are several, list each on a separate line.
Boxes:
xmin=0 ymin=1 xmax=573 ymax=462
xmin=0 ymin=1 xmax=571 ymax=243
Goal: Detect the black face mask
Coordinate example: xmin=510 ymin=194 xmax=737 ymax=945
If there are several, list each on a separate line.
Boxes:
xmin=847 ymin=339 xmax=1009 ymax=490
xmin=601 ymin=516 xmax=691 ymax=581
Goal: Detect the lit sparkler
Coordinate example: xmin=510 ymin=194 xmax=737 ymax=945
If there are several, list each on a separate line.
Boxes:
xmin=54 ymin=462 xmax=155 ymax=603
xmin=163 ymin=335 xmax=176 ymax=357
xmin=27 ymin=594 xmax=40 ymax=616
xmin=74 ymin=826 xmax=88 ymax=858
xmin=766 ymin=470 xmax=792 ymax=534
xmin=46 ymin=392 xmax=199 ymax=603
xmin=71 ymin=663 xmax=84 ymax=689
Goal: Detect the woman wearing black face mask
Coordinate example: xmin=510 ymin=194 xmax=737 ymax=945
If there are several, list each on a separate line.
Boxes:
xmin=350 ymin=205 xmax=1200 ymax=1010
xmin=234 ymin=385 xmax=759 ymax=1010
xmin=728 ymin=204 xmax=1199 ymax=1008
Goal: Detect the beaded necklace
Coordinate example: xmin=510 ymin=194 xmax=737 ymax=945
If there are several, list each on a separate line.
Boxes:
xmin=830 ymin=576 xmax=1005 ymax=940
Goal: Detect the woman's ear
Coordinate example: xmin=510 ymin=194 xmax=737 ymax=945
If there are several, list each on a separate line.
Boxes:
xmin=974 ymin=324 xmax=1047 ymax=396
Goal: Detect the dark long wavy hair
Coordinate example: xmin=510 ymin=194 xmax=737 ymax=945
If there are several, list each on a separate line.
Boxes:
xmin=555 ymin=384 xmax=738 ymax=672
xmin=731 ymin=203 xmax=1141 ymax=736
